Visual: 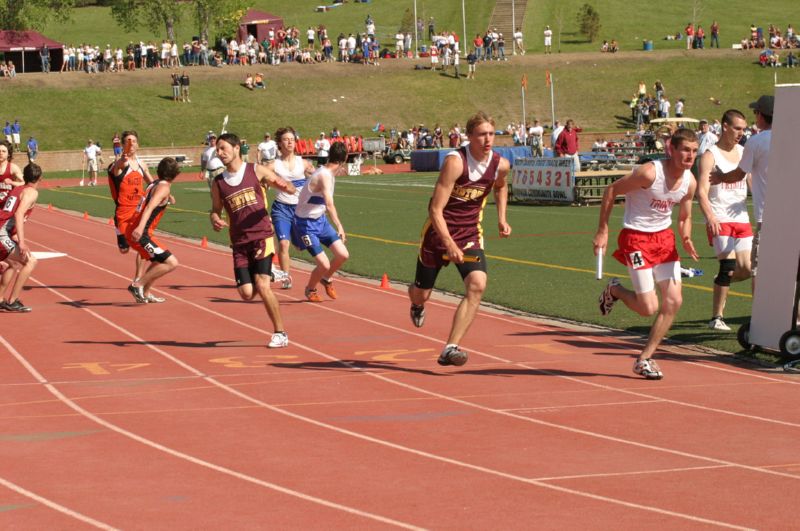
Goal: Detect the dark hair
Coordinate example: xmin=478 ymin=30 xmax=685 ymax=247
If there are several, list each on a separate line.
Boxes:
xmin=671 ymin=128 xmax=698 ymax=148
xmin=721 ymin=109 xmax=746 ymax=126
xmin=121 ymin=130 xmax=138 ymax=144
xmin=328 ymin=141 xmax=348 ymax=164
xmin=0 ymin=140 xmax=12 ymax=160
xmin=759 ymin=111 xmax=773 ymax=125
xmin=157 ymin=157 xmax=181 ymax=181
xmin=275 ymin=127 xmax=296 ymax=142
xmin=218 ymin=132 xmax=240 ymax=148
xmin=23 ymin=163 xmax=42 ymax=184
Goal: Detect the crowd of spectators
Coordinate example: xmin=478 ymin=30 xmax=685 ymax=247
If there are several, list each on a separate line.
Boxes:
xmin=740 ymin=23 xmax=798 ymax=50
xmin=0 ymin=61 xmax=16 ymax=78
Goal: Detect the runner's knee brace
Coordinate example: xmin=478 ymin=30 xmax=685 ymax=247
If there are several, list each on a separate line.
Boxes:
xmin=714 ymin=259 xmax=736 ymax=287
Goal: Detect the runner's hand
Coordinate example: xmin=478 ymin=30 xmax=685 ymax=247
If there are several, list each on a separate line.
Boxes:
xmin=498 ymin=221 xmax=511 ymax=238
xmin=211 ymin=215 xmax=227 ymax=232
xmin=592 ymin=230 xmax=608 ymax=256
xmin=445 ymin=242 xmax=464 ymax=264
xmin=707 ymin=217 xmax=721 ymax=237
xmin=682 ymin=237 xmax=699 ymax=261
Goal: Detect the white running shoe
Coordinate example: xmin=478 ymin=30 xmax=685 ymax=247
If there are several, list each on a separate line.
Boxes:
xmin=281 ymin=276 xmax=293 ymax=289
xmin=268 ymin=331 xmax=289 ymax=348
xmin=633 ymin=358 xmax=664 ymax=380
xmin=708 ymin=317 xmax=731 ymax=331
xmin=145 ymin=294 xmax=166 ymax=303
xmin=599 ymin=277 xmax=621 ymax=316
xmin=272 ymin=268 xmax=287 ymax=282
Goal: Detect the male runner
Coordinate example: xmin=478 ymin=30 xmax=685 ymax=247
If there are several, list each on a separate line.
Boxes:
xmin=270 ymin=126 xmax=314 ymax=289
xmin=127 ymin=157 xmax=181 ymax=304
xmin=696 ymin=109 xmax=751 ymax=331
xmin=0 ymin=140 xmax=24 ymax=204
xmin=210 ymin=133 xmax=295 ymax=348
xmin=293 ymin=141 xmax=349 ymax=302
xmin=408 ymin=111 xmax=512 ymax=367
xmin=710 ymin=95 xmax=773 ymax=292
xmin=108 ymin=130 xmax=153 ymax=288
xmin=0 ymin=163 xmax=42 ymax=312
xmin=594 ymin=128 xmax=700 ymax=380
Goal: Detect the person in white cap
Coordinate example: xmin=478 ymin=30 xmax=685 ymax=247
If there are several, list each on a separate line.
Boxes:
xmin=314 ymin=132 xmax=331 ymax=166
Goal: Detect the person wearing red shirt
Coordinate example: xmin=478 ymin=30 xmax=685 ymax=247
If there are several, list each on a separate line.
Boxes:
xmin=554 ymin=119 xmax=581 ymax=171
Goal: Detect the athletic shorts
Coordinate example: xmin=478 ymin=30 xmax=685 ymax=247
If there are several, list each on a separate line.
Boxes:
xmin=706 ymin=222 xmax=753 ymax=256
xmin=232 ymin=237 xmax=275 ymax=286
xmin=418 ymin=223 xmax=482 ymax=270
xmin=12 ymin=133 xmax=20 ymax=144
xmin=414 ymin=248 xmax=487 ymax=290
xmin=133 ymin=232 xmax=172 ymax=262
xmin=87 ymin=159 xmax=98 ymax=172
xmin=293 ymin=215 xmax=340 ymax=257
xmin=0 ymin=232 xmax=15 ymax=262
xmin=613 ymin=228 xmax=679 ymax=270
xmin=270 ymin=200 xmax=297 ymax=242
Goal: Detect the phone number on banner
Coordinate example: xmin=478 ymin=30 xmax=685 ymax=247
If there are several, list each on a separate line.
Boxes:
xmin=511 ymin=157 xmax=575 ymax=203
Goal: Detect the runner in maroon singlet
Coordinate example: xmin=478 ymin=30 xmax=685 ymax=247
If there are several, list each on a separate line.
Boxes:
xmin=210 ymin=133 xmax=296 ymax=348
xmin=0 ymin=163 xmax=42 ymax=312
xmin=408 ymin=112 xmax=512 ymax=367
xmin=0 ymin=140 xmax=23 ymax=205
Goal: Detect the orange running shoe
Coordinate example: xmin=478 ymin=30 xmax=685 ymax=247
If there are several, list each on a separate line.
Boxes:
xmin=321 ymin=278 xmax=337 ymax=299
xmin=305 ymin=287 xmax=323 ymax=302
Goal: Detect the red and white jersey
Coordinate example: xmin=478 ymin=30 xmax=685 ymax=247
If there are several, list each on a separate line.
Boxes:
xmin=706 ymin=144 xmax=749 ymax=224
xmin=622 ymin=160 xmax=691 ymax=233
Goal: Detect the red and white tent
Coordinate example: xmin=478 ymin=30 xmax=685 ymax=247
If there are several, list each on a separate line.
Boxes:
xmin=0 ymin=30 xmax=63 ymax=73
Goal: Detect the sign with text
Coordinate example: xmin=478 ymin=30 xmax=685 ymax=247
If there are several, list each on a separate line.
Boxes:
xmin=511 ymin=157 xmax=575 ymax=203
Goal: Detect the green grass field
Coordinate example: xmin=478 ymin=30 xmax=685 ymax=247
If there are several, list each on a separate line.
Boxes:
xmin=38 ymin=173 xmax=758 ymax=357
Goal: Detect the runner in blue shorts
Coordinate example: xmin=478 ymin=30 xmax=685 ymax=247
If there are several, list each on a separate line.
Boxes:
xmin=293 ymin=142 xmax=349 ymax=302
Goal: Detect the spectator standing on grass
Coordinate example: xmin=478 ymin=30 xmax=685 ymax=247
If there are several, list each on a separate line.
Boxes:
xmin=179 ymin=71 xmax=190 ymax=103
xmin=315 ymin=132 xmax=330 ymax=166
xmin=407 ymin=111 xmax=511 ymax=368
xmin=594 ymin=128 xmax=700 ymax=380
xmin=466 ymin=50 xmax=477 ymax=79
xmin=26 ymin=137 xmax=37 ymax=162
xmin=710 ymin=21 xmax=720 ymax=48
xmin=550 ymin=120 xmax=563 ymax=149
xmin=685 ymin=23 xmax=694 ymax=49
xmin=170 ymin=73 xmax=180 ymax=102
xmin=528 ymin=119 xmax=544 ymax=156
xmin=210 ymin=133 xmax=295 ymax=349
xmin=428 ymin=17 xmax=435 ymax=41
xmin=39 ymin=44 xmax=50 ymax=73
xmin=555 ymin=119 xmax=581 ymax=171
xmin=696 ymin=26 xmax=705 ymax=49
xmin=514 ymin=27 xmax=525 ymax=55
xmin=11 ymin=120 xmax=21 ymax=152
xmin=675 ymin=98 xmax=685 ymax=118
xmin=258 ymin=133 xmax=277 ymax=164
xmin=112 ymin=133 xmax=122 ymax=160
xmin=82 ymin=139 xmax=101 ymax=187
xmin=2 ymin=123 xmax=10 ymax=144
xmin=543 ymin=25 xmax=553 ymax=54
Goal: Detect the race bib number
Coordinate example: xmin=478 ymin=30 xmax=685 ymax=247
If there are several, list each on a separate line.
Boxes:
xmin=2 ymin=196 xmax=17 ymax=212
xmin=301 ymin=234 xmax=313 ymax=247
xmin=628 ymin=251 xmax=645 ymax=269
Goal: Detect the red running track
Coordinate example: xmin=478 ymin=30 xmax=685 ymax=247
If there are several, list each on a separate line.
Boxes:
xmin=1 ymin=207 xmax=799 ymax=529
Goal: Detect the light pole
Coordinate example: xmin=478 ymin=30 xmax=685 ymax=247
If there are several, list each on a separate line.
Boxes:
xmin=461 ymin=0 xmax=467 ymax=55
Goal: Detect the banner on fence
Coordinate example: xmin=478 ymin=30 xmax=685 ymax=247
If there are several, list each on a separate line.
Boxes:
xmin=511 ymin=157 xmax=576 ymax=203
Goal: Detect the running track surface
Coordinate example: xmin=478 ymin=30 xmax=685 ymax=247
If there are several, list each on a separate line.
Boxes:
xmin=2 ymin=207 xmax=799 ymax=530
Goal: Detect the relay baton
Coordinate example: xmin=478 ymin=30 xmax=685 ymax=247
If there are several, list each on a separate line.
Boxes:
xmin=442 ymin=254 xmax=481 ymax=263
xmin=596 ymin=248 xmax=604 ymax=280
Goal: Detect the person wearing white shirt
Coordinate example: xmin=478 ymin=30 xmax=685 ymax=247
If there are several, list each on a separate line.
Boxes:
xmin=550 ymin=120 xmax=563 ymax=149
xmin=82 ymin=139 xmax=102 ymax=186
xmin=513 ymin=28 xmax=525 ymax=55
xmin=543 ymin=25 xmax=553 ymax=54
xmin=528 ymin=119 xmax=544 ymax=156
xmin=696 ymin=120 xmax=718 ymax=156
xmin=258 ymin=133 xmax=277 ymax=164
xmin=314 ymin=133 xmax=331 ymax=165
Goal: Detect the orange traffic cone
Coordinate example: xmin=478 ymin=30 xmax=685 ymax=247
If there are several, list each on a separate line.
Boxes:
xmin=47 ymin=204 xmax=53 ymax=211
xmin=380 ymin=273 xmax=390 ymax=289
xmin=272 ymin=254 xmax=279 ymax=264
xmin=200 ymin=236 xmax=208 ymax=249
xmin=83 ymin=211 xmax=89 ymax=220
xmin=107 ymin=218 xmax=114 ymax=225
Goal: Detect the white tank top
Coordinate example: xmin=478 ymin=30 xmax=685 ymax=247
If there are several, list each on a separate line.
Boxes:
xmin=623 ymin=160 xmax=691 ymax=232
xmin=706 ymin=144 xmax=749 ymax=223
xmin=295 ymin=166 xmax=333 ymax=220
xmin=273 ymin=156 xmax=306 ymax=205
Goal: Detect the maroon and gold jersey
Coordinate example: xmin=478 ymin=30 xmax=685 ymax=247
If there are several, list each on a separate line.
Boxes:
xmin=214 ymin=163 xmax=274 ymax=246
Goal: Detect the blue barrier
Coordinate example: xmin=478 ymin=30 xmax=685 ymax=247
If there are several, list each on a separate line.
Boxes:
xmin=411 ymin=146 xmax=554 ymax=172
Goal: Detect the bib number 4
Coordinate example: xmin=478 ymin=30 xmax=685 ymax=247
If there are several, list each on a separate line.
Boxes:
xmin=628 ymin=251 xmax=645 ymax=269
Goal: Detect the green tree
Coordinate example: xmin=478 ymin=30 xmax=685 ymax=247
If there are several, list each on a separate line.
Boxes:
xmin=0 ymin=0 xmax=74 ymax=31
xmin=110 ymin=0 xmax=182 ymax=42
xmin=576 ymin=4 xmax=601 ymax=43
xmin=399 ymin=8 xmax=414 ymax=34
xmin=195 ymin=0 xmax=248 ymax=43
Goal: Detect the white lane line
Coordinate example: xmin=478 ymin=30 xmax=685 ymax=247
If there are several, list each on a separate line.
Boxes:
xmin=21 ymin=241 xmax=784 ymax=528
xmin=0 ymin=333 xmax=424 ymax=531
xmin=0 ymin=474 xmax=118 ymax=529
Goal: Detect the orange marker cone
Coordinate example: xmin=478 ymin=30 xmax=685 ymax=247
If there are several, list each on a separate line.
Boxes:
xmin=107 ymin=218 xmax=114 ymax=225
xmin=272 ymin=254 xmax=279 ymax=264
xmin=200 ymin=236 xmax=208 ymax=249
xmin=380 ymin=273 xmax=390 ymax=289
xmin=83 ymin=211 xmax=89 ymax=220
xmin=47 ymin=203 xmax=53 ymax=211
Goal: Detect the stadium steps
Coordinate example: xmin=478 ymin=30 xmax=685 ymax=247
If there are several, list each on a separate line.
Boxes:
xmin=487 ymin=0 xmax=528 ymax=47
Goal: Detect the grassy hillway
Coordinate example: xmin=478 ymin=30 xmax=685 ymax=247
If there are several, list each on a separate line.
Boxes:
xmin=5 ymin=48 xmax=797 ymax=152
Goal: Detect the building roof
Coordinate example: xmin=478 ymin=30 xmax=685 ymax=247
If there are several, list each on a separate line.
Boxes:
xmin=239 ymin=9 xmax=283 ymax=26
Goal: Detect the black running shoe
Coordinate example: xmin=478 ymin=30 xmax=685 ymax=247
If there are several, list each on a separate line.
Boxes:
xmin=410 ymin=304 xmax=425 ymax=328
xmin=5 ymin=299 xmax=32 ymax=313
xmin=117 ymin=233 xmax=130 ymax=253
xmin=438 ymin=345 xmax=468 ymax=366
